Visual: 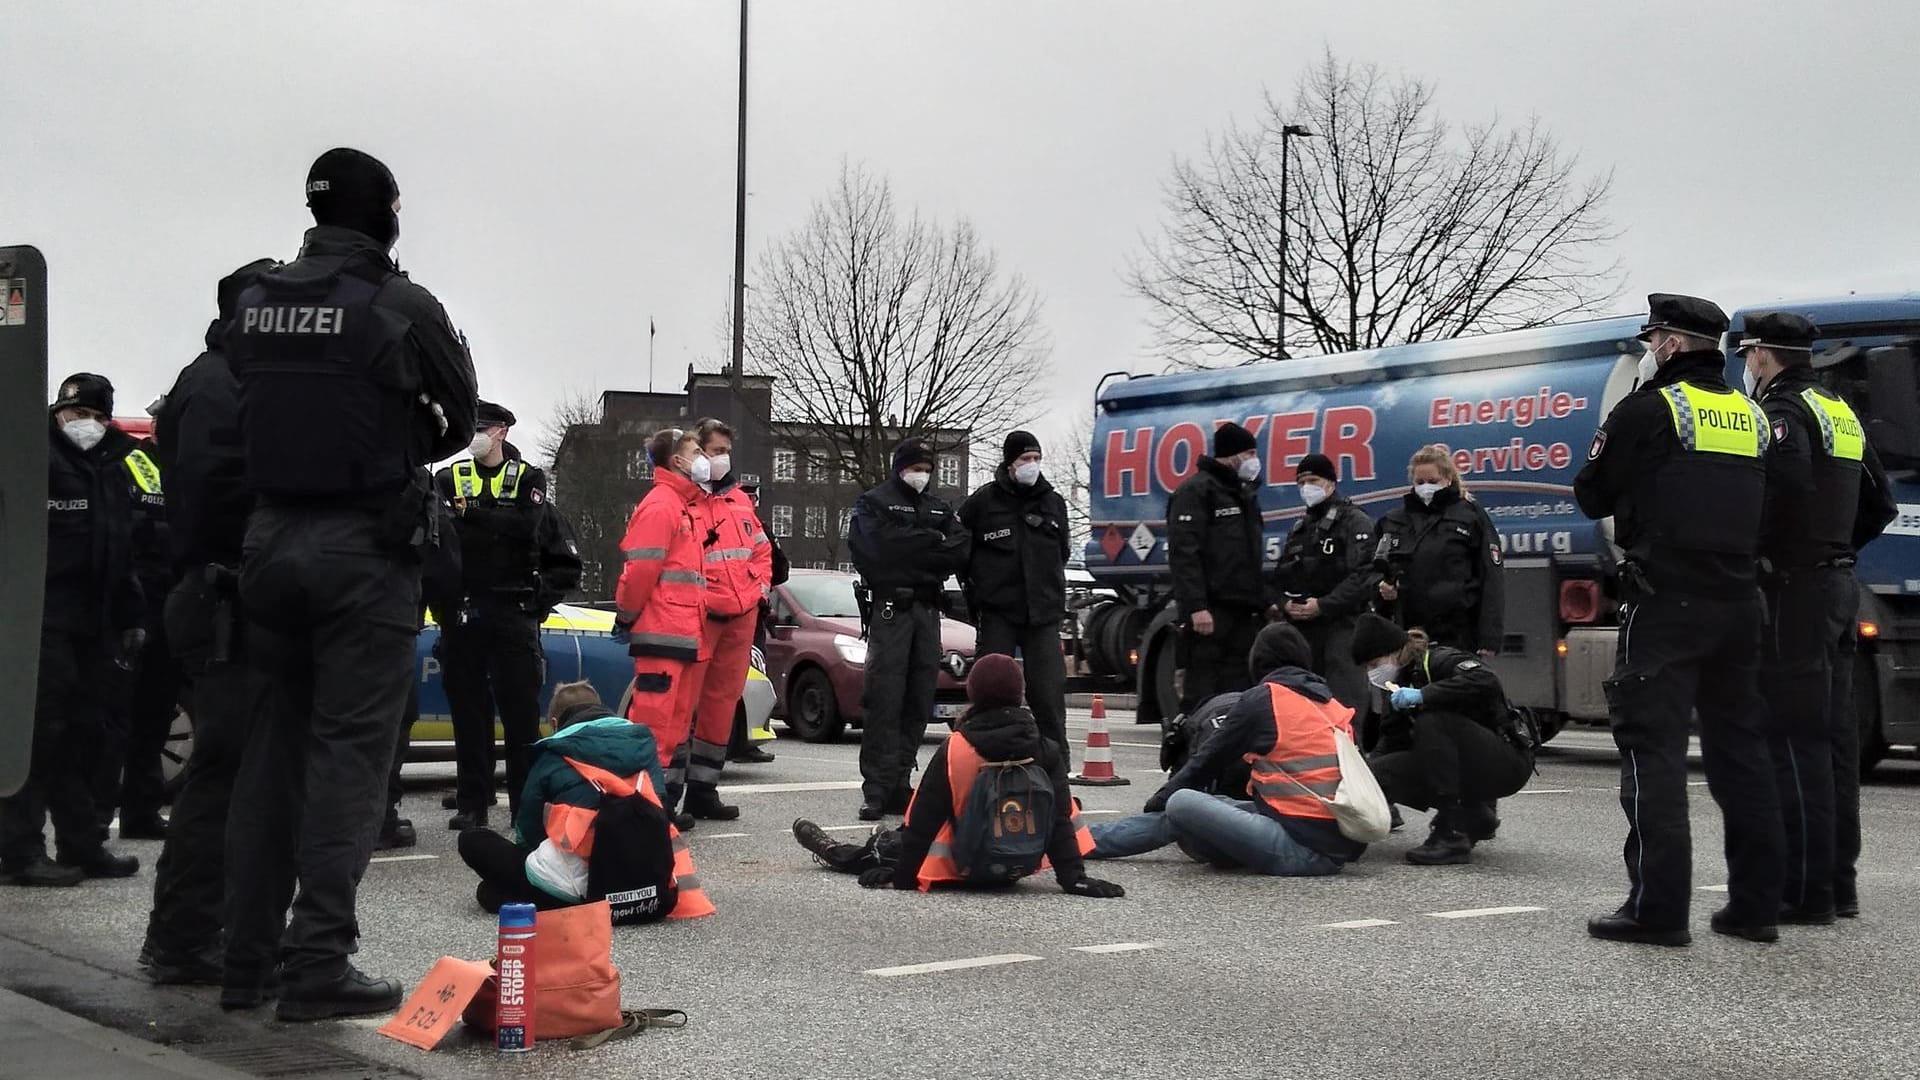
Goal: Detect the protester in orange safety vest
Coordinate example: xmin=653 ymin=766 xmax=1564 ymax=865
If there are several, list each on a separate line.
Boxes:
xmin=613 ymin=428 xmax=712 ymax=804
xmin=1085 ymin=623 xmax=1370 ymax=876
xmin=851 ymin=654 xmax=1124 ymax=897
xmin=660 ymin=418 xmax=774 ymax=824
xmin=456 ymin=681 xmax=713 ymax=920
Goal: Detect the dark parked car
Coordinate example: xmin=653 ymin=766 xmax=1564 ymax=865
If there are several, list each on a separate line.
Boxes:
xmin=762 ymin=569 xmax=976 ymax=742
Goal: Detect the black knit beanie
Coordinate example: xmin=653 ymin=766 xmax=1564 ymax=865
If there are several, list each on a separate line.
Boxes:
xmin=306 ymin=148 xmax=401 ymax=249
xmin=1350 ymin=614 xmax=1411 ymax=665
xmin=1248 ymin=623 xmax=1313 ymax=677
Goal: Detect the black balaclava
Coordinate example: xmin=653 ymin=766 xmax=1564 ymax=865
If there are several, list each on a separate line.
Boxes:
xmin=305 ymin=148 xmax=401 ymax=249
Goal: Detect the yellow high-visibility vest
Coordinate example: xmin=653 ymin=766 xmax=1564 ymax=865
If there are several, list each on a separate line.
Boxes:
xmin=1659 ymin=383 xmax=1768 ymax=458
xmin=1799 ymin=387 xmax=1865 ymax=462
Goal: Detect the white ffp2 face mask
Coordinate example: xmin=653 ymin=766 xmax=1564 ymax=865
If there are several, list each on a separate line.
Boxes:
xmin=690 ymin=455 xmax=714 ymax=486
xmin=468 ymin=431 xmax=494 ymax=458
xmin=707 ymin=453 xmax=731 ymax=482
xmin=1013 ymin=461 xmax=1042 ymax=486
xmin=1413 ymin=482 xmax=1445 ymax=505
xmin=1299 ymin=482 xmax=1330 ymax=508
xmin=901 ymin=470 xmax=930 ymax=493
xmin=1237 ymin=457 xmax=1262 ymax=482
xmin=62 ymin=418 xmax=107 ymax=451
xmin=1741 ymin=366 xmax=1760 ymax=396
xmin=1367 ymin=664 xmax=1397 ymax=689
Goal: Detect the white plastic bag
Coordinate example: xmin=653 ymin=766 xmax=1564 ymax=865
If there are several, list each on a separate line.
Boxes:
xmin=1302 ymin=724 xmax=1393 ymax=843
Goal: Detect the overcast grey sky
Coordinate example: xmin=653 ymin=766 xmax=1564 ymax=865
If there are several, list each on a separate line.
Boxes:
xmin=8 ymin=0 xmax=1919 ymax=461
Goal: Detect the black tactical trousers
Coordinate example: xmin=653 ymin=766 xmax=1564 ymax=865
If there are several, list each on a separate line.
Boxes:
xmin=144 ymin=655 xmax=269 ymax=960
xmin=0 ymin=627 xmax=112 ymax=866
xmin=1762 ymin=566 xmax=1858 ymax=913
xmin=385 ymin=679 xmax=416 ymax=826
xmin=975 ymin=613 xmax=1067 ymax=750
xmin=1368 ymin=711 xmax=1531 ymax=810
xmin=1605 ymin=590 xmax=1784 ymax=929
xmin=1296 ymin=615 xmax=1367 ymax=720
xmin=1178 ymin=606 xmax=1260 ymax=715
xmin=116 ymin=612 xmax=179 ymax=826
xmin=858 ymin=599 xmax=941 ymax=806
xmin=225 ymin=507 xmax=419 ymax=991
xmin=442 ymin=601 xmax=543 ymax=815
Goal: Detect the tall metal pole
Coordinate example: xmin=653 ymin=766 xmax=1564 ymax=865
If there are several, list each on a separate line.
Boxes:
xmin=729 ymin=0 xmax=749 ymax=394
xmin=1278 ymin=133 xmax=1290 ymax=361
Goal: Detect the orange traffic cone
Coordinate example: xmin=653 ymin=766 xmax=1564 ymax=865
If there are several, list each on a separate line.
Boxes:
xmin=1069 ymin=694 xmax=1131 ymax=787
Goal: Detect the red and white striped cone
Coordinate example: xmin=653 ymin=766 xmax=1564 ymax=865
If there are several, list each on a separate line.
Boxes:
xmin=1069 ymin=694 xmax=1131 ymax=787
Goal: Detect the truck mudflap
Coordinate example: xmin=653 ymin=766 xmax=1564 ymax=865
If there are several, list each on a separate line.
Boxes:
xmin=1562 ymin=627 xmax=1618 ymax=722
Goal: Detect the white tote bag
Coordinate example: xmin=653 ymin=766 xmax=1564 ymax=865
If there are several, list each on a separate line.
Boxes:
xmin=1286 ymin=720 xmax=1393 ymax=844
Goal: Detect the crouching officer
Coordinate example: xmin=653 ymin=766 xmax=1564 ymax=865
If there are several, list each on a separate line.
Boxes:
xmin=958 ymin=430 xmax=1071 ymax=748
xmin=1576 ymin=292 xmax=1784 ymax=947
xmin=849 ymin=440 xmax=971 ymax=821
xmin=1269 ymin=452 xmax=1379 ymax=715
xmin=222 ymin=147 xmax=478 ymax=1020
xmin=1740 ymin=312 xmax=1896 ymax=923
xmin=438 ymin=401 xmax=582 ymax=831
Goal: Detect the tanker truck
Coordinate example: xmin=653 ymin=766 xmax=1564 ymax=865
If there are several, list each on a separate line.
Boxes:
xmin=1080 ymin=294 xmax=1920 ymax=771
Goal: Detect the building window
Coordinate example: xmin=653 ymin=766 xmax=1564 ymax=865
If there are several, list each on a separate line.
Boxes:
xmin=838 ymin=507 xmax=853 ymax=538
xmin=805 ymin=505 xmax=826 ymax=538
xmin=812 ymin=561 xmax=829 ymax=570
xmin=626 ymin=449 xmax=652 ymax=480
xmin=806 ymin=455 xmax=829 ymax=483
xmin=837 ymin=562 xmax=856 ymax=575
xmin=774 ymin=450 xmax=795 ymax=483
xmin=938 ymin=455 xmax=961 ymax=489
xmin=770 ymin=505 xmax=793 ymax=537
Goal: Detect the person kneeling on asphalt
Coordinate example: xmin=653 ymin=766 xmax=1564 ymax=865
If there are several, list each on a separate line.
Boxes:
xmin=1351 ymin=614 xmax=1534 ymax=866
xmin=1086 ymin=623 xmax=1368 ymax=876
xmin=794 ymin=654 xmax=1122 ymax=898
xmin=458 ymin=681 xmax=713 ymax=922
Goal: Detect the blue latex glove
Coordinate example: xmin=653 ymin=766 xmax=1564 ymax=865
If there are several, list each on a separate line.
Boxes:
xmin=1390 ymin=686 xmax=1424 ymax=711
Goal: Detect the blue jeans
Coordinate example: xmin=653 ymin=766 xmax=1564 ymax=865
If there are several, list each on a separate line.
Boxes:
xmin=1088 ymin=790 xmax=1341 ymax=877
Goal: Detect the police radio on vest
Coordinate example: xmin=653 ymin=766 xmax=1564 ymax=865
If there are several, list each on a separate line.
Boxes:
xmin=242 ymin=305 xmax=347 ymax=335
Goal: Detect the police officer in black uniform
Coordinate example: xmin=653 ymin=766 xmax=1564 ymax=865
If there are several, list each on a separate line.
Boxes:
xmin=138 ymin=260 xmax=281 ymax=984
xmin=437 ymin=401 xmax=581 ymax=830
xmin=958 ymin=430 xmax=1071 ymax=748
xmin=1372 ymin=448 xmax=1505 ymax=657
xmin=848 ymin=439 xmax=971 ymax=821
xmin=0 ymin=374 xmax=145 ymax=888
xmin=1269 ymin=453 xmax=1379 ymax=712
xmin=222 ymin=148 xmax=477 ymax=1020
xmin=1166 ymin=422 xmax=1266 ymax=714
xmin=1740 ymin=312 xmax=1896 ymax=923
xmin=106 ymin=421 xmax=175 ymax=841
xmin=1576 ymin=293 xmax=1785 ymax=947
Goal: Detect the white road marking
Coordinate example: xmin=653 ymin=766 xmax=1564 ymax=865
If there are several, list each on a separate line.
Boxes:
xmin=821 ymin=824 xmax=878 ymax=832
xmin=1511 ymin=788 xmax=1574 ymax=795
xmin=1688 ymin=781 xmax=1710 ymax=787
xmin=1323 ymin=919 xmax=1398 ymax=929
xmin=1077 ymin=809 xmax=1124 ymax=816
xmin=1425 ymin=906 xmax=1546 ymax=920
xmin=1108 ymin=742 xmax=1160 ymax=749
xmin=368 ymin=854 xmax=438 ymax=864
xmin=697 ymin=832 xmax=750 ymax=839
xmin=717 ymin=780 xmax=864 ymax=795
xmin=863 ymin=954 xmax=1045 ymax=978
xmin=1071 ymin=941 xmax=1163 ymax=954
xmin=1698 ymin=884 xmax=1729 ymax=892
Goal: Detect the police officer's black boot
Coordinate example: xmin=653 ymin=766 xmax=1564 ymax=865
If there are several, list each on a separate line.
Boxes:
xmin=58 ymin=846 xmax=139 ymax=879
xmin=447 ymin=807 xmax=488 ymax=831
xmin=1455 ymin=800 xmax=1500 ymax=843
xmin=1709 ymin=906 xmax=1780 ymax=944
xmin=376 ymin=807 xmax=417 ymax=850
xmin=684 ymin=783 xmax=740 ymax=821
xmin=1 ymin=854 xmax=85 ymax=888
xmin=276 ymin=964 xmax=405 ymax=1022
xmin=1405 ymin=802 xmax=1473 ymax=866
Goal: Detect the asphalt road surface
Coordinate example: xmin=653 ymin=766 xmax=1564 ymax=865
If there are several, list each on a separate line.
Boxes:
xmin=1 ymin=709 xmax=1916 ymax=1080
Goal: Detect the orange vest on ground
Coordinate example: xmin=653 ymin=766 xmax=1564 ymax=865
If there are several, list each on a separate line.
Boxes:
xmin=914 ymin=733 xmax=1096 ymax=891
xmin=1243 ymin=682 xmax=1354 ymax=822
xmin=544 ymin=757 xmax=715 ymax=919
xmin=701 ymin=485 xmax=773 ymax=617
xmin=615 ymin=471 xmax=711 ymax=662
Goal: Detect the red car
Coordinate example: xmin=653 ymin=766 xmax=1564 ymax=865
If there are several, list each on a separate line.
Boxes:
xmin=763 ymin=569 xmax=976 ymax=742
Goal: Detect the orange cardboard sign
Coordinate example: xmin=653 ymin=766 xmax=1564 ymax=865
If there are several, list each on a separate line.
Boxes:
xmin=377 ymin=956 xmax=496 ymax=1051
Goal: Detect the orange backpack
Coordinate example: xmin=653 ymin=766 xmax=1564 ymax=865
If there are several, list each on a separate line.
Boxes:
xmin=464 ymin=901 xmax=623 ymax=1039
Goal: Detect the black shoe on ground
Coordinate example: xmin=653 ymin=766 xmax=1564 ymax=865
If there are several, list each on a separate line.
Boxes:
xmin=58 ymin=848 xmax=139 ymax=879
xmin=1709 ymin=907 xmax=1779 ymax=943
xmin=220 ymin=970 xmax=282 ymax=1011
xmin=119 ymin=814 xmax=170 ymax=841
xmin=276 ymin=965 xmax=403 ymax=1022
xmin=1406 ymin=829 xmax=1473 ymax=866
xmin=448 ymin=809 xmax=488 ymax=831
xmin=144 ymin=946 xmax=224 ymax=986
xmin=672 ymin=811 xmax=697 ymax=832
xmin=792 ymin=818 xmax=865 ymax=871
xmin=1388 ymin=805 xmax=1405 ymax=832
xmin=857 ymin=802 xmax=885 ymax=822
xmin=730 ymin=746 xmax=776 ymax=764
xmin=376 ymin=819 xmax=418 ymax=850
xmin=1779 ymin=905 xmax=1837 ymax=927
xmin=0 ymin=855 xmax=85 ymax=888
xmin=1455 ymin=801 xmax=1500 ymax=843
xmin=1587 ymin=911 xmax=1691 ymax=947
xmin=685 ymin=787 xmax=741 ymax=821
xmin=1834 ymin=886 xmax=1860 ymax=919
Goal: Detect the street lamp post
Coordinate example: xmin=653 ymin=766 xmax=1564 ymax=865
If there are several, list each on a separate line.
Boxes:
xmin=1278 ymin=123 xmax=1315 ymax=360
xmin=730 ymin=0 xmax=749 ymax=394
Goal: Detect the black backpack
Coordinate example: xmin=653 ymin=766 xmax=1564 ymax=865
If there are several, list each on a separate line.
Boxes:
xmin=949 ymin=759 xmax=1055 ymax=884
xmin=585 ymin=793 xmax=679 ymax=925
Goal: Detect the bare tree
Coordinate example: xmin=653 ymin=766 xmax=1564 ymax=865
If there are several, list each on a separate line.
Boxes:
xmin=534 ymin=387 xmax=604 ymax=470
xmin=1132 ymin=49 xmax=1619 ymax=367
xmin=1057 ymin=408 xmax=1096 ymax=561
xmin=743 ymin=163 xmax=1049 ymax=489
xmin=536 ymin=388 xmax=621 ymax=598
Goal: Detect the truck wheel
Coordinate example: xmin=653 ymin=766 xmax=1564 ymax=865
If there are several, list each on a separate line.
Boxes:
xmin=785 ymin=667 xmax=847 ymax=743
xmin=1857 ymin=652 xmax=1888 ymax=776
xmin=1148 ymin=640 xmax=1178 ymax=726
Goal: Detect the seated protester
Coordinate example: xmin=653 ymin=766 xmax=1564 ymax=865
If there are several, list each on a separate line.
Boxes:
xmin=1088 ymin=623 xmax=1368 ymax=876
xmin=824 ymin=654 xmax=1122 ymax=898
xmin=1351 ymin=614 xmax=1533 ymax=866
xmin=458 ymin=681 xmax=714 ymax=922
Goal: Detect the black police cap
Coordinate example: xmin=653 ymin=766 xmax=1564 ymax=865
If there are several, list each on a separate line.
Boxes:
xmin=1736 ymin=311 xmax=1819 ymax=353
xmin=476 ymin=401 xmax=517 ymax=427
xmin=51 ymin=372 xmax=114 ymax=416
xmin=1637 ymin=293 xmax=1729 ymax=342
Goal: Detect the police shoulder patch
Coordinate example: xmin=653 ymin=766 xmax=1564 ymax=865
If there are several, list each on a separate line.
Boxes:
xmin=1587 ymin=430 xmax=1607 ymax=461
xmin=1772 ymin=419 xmax=1789 ymax=445
xmin=1489 ymin=545 xmax=1502 ymax=566
xmin=530 ymin=488 xmax=544 ymax=504
xmin=1458 ymin=660 xmax=1482 ymax=670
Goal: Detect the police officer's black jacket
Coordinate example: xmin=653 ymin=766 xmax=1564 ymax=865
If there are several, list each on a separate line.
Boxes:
xmin=156 ymin=339 xmax=250 ymax=574
xmin=1575 ymin=350 xmax=1764 ymax=598
xmin=958 ymin=469 xmax=1070 ymax=625
xmin=1166 ymin=456 xmax=1265 ymax=618
xmin=1372 ymin=486 xmax=1505 ymax=651
xmin=1145 ymin=665 xmax=1367 ymax=864
xmin=45 ymin=418 xmax=143 ymax=640
xmin=1269 ymin=494 xmax=1379 ymax=620
xmin=1756 ymin=365 xmax=1898 ymax=570
xmin=1375 ymin=645 xmax=1506 ymax=755
xmin=123 ymin=434 xmax=171 ymax=604
xmin=848 ymin=476 xmax=970 ymax=595
xmin=434 ymin=456 xmax=582 ymax=614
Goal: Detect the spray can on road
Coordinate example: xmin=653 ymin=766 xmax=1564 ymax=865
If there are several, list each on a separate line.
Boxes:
xmin=496 ymin=903 xmax=536 ymax=1052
